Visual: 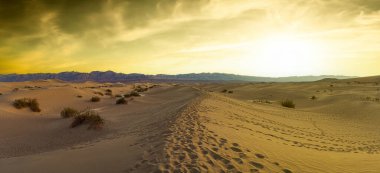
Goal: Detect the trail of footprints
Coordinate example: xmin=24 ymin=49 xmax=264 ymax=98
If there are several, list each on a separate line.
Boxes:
xmin=154 ymin=97 xmax=293 ymax=173
xmin=209 ymin=95 xmax=380 ymax=155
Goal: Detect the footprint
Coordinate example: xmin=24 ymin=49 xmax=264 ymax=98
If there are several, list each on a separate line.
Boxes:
xmin=233 ymin=158 xmax=243 ymax=164
xmin=255 ymin=153 xmax=265 ymax=159
xmin=249 ymin=161 xmax=264 ymax=169
xmin=283 ymin=169 xmax=293 ymax=173
xmin=230 ymin=147 xmax=242 ymax=152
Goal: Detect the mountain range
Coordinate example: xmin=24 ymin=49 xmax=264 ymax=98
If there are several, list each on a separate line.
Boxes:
xmin=0 ymin=71 xmax=355 ymax=83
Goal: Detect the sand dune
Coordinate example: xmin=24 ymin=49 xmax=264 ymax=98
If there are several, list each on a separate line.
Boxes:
xmin=1 ymin=80 xmax=380 ymax=172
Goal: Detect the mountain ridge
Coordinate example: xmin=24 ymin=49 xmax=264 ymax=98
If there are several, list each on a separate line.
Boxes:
xmin=0 ymin=71 xmax=355 ymax=82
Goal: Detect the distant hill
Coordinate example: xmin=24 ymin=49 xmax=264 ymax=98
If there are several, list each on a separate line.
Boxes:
xmin=0 ymin=71 xmax=355 ymax=83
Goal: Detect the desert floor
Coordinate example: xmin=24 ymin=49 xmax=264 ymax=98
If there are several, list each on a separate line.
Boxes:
xmin=1 ymin=80 xmax=380 ymax=173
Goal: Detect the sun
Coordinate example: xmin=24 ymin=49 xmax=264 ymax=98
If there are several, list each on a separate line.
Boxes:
xmin=253 ymin=33 xmax=324 ymax=77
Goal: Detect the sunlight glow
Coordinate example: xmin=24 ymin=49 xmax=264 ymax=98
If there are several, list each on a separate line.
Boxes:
xmin=253 ymin=33 xmax=325 ymax=76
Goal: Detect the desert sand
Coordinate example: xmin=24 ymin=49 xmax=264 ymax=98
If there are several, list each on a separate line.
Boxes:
xmin=1 ymin=79 xmax=380 ymax=172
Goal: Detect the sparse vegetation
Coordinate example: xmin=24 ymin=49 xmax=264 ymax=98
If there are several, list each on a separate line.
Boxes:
xmin=77 ymin=95 xmax=83 ymax=98
xmin=116 ymin=98 xmax=128 ymax=105
xmin=61 ymin=107 xmax=79 ymax=118
xmin=94 ymin=91 xmax=104 ymax=96
xmin=70 ymin=110 xmax=104 ymax=130
xmin=0 ymin=93 xmax=2 ymax=95
xmin=311 ymin=95 xmax=317 ymax=100
xmin=134 ymin=86 xmax=148 ymax=92
xmin=281 ymin=99 xmax=295 ymax=108
xmin=90 ymin=96 xmax=101 ymax=102
xmin=29 ymin=99 xmax=41 ymax=112
xmin=115 ymin=94 xmax=122 ymax=97
xmin=13 ymin=98 xmax=41 ymax=112
xmin=13 ymin=88 xmax=19 ymax=92
xmin=105 ymin=89 xmax=113 ymax=96
xmin=221 ymin=89 xmax=228 ymax=93
xmin=228 ymin=90 xmax=234 ymax=94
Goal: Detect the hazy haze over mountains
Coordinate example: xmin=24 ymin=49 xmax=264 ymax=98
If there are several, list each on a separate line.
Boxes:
xmin=0 ymin=71 xmax=354 ymax=82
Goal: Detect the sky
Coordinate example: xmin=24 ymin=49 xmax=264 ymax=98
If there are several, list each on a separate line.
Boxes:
xmin=1 ymin=0 xmax=380 ymax=77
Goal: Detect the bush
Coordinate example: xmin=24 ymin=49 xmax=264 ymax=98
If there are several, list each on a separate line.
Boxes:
xmin=281 ymin=99 xmax=295 ymax=108
xmin=29 ymin=99 xmax=41 ymax=112
xmin=77 ymin=95 xmax=83 ymax=98
xmin=116 ymin=98 xmax=128 ymax=105
xmin=70 ymin=110 xmax=104 ymax=129
xmin=221 ymin=89 xmax=228 ymax=93
xmin=134 ymin=87 xmax=148 ymax=92
xmin=94 ymin=92 xmax=104 ymax=96
xmin=13 ymin=98 xmax=41 ymax=112
xmin=130 ymin=91 xmax=141 ymax=97
xmin=105 ymin=89 xmax=112 ymax=96
xmin=13 ymin=98 xmax=30 ymax=109
xmin=228 ymin=90 xmax=233 ymax=94
xmin=311 ymin=96 xmax=317 ymax=100
xmin=90 ymin=96 xmax=101 ymax=102
xmin=61 ymin=107 xmax=78 ymax=118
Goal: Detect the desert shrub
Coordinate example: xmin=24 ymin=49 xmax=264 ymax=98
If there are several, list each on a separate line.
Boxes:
xmin=311 ymin=96 xmax=317 ymax=100
xmin=0 ymin=93 xmax=2 ymax=95
xmin=116 ymin=98 xmax=128 ymax=105
xmin=13 ymin=98 xmax=30 ymax=109
xmin=105 ymin=89 xmax=113 ymax=96
xmin=134 ymin=87 xmax=148 ymax=92
xmin=29 ymin=99 xmax=41 ymax=112
xmin=90 ymin=96 xmax=101 ymax=102
xmin=221 ymin=89 xmax=228 ymax=93
xmin=124 ymin=93 xmax=131 ymax=98
xmin=281 ymin=99 xmax=295 ymax=108
xmin=13 ymin=98 xmax=41 ymax=112
xmin=61 ymin=107 xmax=78 ymax=118
xmin=130 ymin=91 xmax=141 ymax=97
xmin=70 ymin=110 xmax=104 ymax=129
xmin=228 ymin=90 xmax=234 ymax=94
xmin=77 ymin=95 xmax=83 ymax=98
xmin=94 ymin=91 xmax=104 ymax=96
xmin=115 ymin=94 xmax=122 ymax=97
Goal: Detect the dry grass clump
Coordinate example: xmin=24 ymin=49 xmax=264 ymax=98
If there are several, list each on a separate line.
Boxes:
xmin=221 ymin=89 xmax=233 ymax=94
xmin=90 ymin=96 xmax=101 ymax=102
xmin=134 ymin=86 xmax=148 ymax=92
xmin=70 ymin=110 xmax=104 ymax=129
xmin=13 ymin=98 xmax=41 ymax=112
xmin=116 ymin=98 xmax=128 ymax=105
xmin=105 ymin=89 xmax=113 ymax=96
xmin=124 ymin=91 xmax=140 ymax=98
xmin=61 ymin=107 xmax=79 ymax=118
xmin=94 ymin=91 xmax=104 ymax=96
xmin=281 ymin=99 xmax=295 ymax=108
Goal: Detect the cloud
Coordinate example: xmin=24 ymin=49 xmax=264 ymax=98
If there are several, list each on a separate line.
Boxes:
xmin=1 ymin=0 xmax=380 ymax=76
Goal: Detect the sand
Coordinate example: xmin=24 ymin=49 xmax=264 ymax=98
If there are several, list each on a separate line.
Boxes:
xmin=1 ymin=80 xmax=380 ymax=172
